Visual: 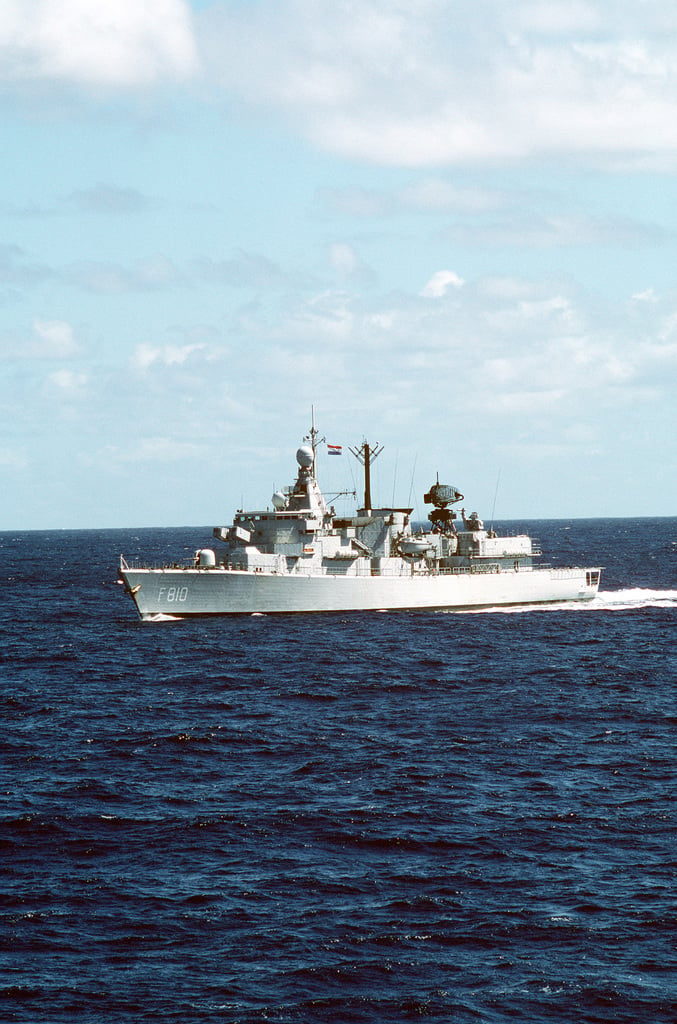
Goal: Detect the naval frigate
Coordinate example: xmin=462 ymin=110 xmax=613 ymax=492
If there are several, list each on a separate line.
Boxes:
xmin=119 ymin=419 xmax=601 ymax=619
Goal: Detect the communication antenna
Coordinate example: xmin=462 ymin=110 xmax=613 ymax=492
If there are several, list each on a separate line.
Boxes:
xmin=489 ymin=469 xmax=501 ymax=533
xmin=349 ymin=440 xmax=383 ymax=512
xmin=305 ymin=404 xmax=325 ymax=472
xmin=407 ymin=454 xmax=418 ymax=507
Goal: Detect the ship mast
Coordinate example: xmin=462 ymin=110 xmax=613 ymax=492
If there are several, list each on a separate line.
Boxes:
xmin=307 ymin=405 xmax=325 ymax=474
xmin=349 ymin=440 xmax=383 ymax=513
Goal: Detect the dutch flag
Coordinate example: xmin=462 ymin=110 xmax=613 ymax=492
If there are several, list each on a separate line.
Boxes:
xmin=327 ymin=444 xmax=342 ymax=456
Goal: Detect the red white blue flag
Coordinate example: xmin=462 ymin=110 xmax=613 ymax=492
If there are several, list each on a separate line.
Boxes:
xmin=327 ymin=444 xmax=342 ymax=456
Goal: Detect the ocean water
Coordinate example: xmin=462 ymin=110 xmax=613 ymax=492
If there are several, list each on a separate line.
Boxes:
xmin=2 ymin=518 xmax=676 ymax=1023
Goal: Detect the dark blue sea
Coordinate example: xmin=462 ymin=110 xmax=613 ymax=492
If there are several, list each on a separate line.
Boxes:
xmin=2 ymin=518 xmax=677 ymax=1023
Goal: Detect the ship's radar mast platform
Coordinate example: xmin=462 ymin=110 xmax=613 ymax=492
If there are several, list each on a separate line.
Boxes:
xmin=349 ymin=440 xmax=383 ymax=513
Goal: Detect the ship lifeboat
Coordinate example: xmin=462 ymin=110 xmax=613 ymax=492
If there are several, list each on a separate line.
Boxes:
xmin=399 ymin=538 xmax=431 ymax=558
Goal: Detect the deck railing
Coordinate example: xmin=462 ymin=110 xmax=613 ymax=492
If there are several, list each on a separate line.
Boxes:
xmin=120 ymin=558 xmax=580 ymax=580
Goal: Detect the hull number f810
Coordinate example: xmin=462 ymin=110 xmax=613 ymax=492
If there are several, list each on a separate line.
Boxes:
xmin=158 ymin=586 xmax=189 ymax=603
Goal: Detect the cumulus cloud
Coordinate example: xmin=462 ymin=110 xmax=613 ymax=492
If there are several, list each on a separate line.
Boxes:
xmin=632 ymin=287 xmax=659 ymax=304
xmin=34 ymin=319 xmax=80 ymax=357
xmin=0 ymin=0 xmax=197 ymax=87
xmin=130 ymin=341 xmax=210 ymax=373
xmin=1 ymin=319 xmax=81 ymax=360
xmin=197 ymin=0 xmax=677 ymax=166
xmin=328 ymin=243 xmax=377 ymax=287
xmin=235 ymin=271 xmax=677 ymax=428
xmin=400 ymin=180 xmax=502 ymax=213
xmin=5 ymin=264 xmax=677 ymax=522
xmin=330 ymin=243 xmax=358 ymax=276
xmin=420 ymin=270 xmax=465 ymax=298
xmin=47 ymin=368 xmax=88 ymax=393
xmin=4 ymin=1 xmax=676 ymax=168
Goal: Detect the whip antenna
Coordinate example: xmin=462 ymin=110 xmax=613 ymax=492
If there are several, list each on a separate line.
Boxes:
xmin=489 ymin=469 xmax=501 ymax=533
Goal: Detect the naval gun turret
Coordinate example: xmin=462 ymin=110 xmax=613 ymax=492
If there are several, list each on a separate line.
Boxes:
xmin=424 ymin=477 xmax=464 ymax=533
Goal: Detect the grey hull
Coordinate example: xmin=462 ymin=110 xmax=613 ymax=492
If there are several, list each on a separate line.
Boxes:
xmin=120 ymin=565 xmax=599 ymax=620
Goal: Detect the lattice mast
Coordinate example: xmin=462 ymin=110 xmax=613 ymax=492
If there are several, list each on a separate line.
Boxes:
xmin=349 ymin=440 xmax=383 ymax=513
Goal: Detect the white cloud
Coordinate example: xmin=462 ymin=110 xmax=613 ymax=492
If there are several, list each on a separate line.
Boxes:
xmin=130 ymin=341 xmax=209 ymax=372
xmin=0 ymin=0 xmax=197 ymax=87
xmin=400 ymin=180 xmax=502 ymax=213
xmin=4 ymin=1 xmax=677 ymax=168
xmin=288 ymin=291 xmax=356 ymax=341
xmin=328 ymin=243 xmax=377 ymax=287
xmin=420 ymin=270 xmax=465 ymax=298
xmin=632 ymin=287 xmax=659 ymax=304
xmin=5 ymin=265 xmax=677 ymax=524
xmin=492 ymin=389 xmax=567 ymax=414
xmin=330 ymin=243 xmax=358 ymax=276
xmin=508 ymin=2 xmax=602 ymax=35
xmin=246 ymin=273 xmax=676 ymax=425
xmin=47 ymin=368 xmax=88 ymax=392
xmin=197 ymin=0 xmax=677 ymax=166
xmin=34 ymin=319 xmax=79 ymax=357
xmin=1 ymin=319 xmax=81 ymax=360
xmin=482 ymin=295 xmax=577 ymax=333
xmin=479 ymin=277 xmax=542 ymax=301
xmin=657 ymin=310 xmax=677 ymax=342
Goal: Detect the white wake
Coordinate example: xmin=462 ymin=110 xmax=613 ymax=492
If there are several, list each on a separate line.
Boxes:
xmin=456 ymin=588 xmax=677 ymax=615
xmin=592 ymin=588 xmax=677 ymax=610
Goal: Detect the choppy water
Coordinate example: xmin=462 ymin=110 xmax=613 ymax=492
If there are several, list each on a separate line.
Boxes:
xmin=2 ymin=519 xmax=677 ymax=1023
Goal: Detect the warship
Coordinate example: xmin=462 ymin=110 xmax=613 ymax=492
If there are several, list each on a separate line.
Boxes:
xmin=119 ymin=419 xmax=601 ymax=619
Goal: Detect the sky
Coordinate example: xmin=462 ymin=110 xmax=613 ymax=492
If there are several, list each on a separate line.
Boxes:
xmin=1 ymin=0 xmax=677 ymax=529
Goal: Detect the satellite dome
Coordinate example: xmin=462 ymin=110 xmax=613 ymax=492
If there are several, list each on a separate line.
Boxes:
xmin=296 ymin=445 xmax=314 ymax=468
xmin=271 ymin=491 xmax=287 ymax=510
